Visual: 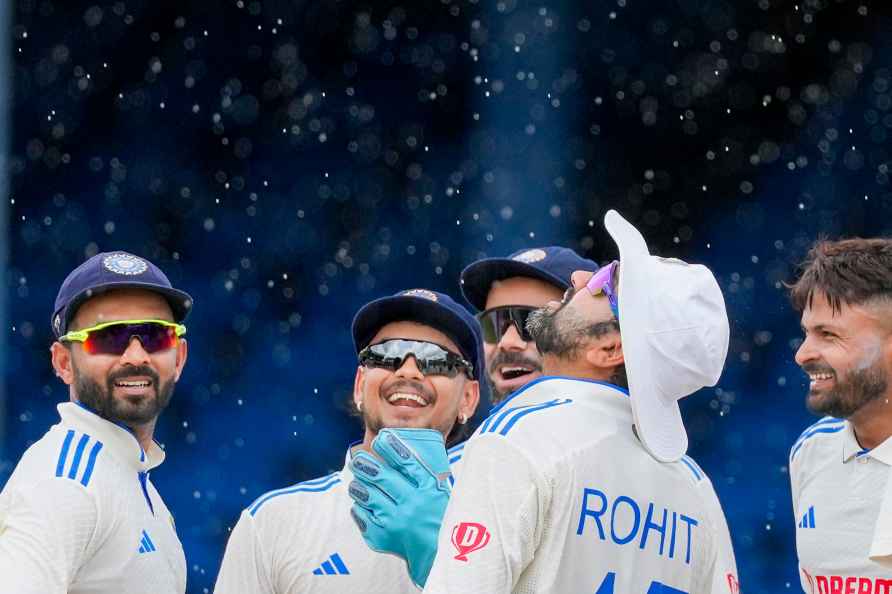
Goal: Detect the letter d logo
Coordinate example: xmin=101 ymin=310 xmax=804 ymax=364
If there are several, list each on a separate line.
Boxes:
xmin=451 ymin=522 xmax=491 ymax=561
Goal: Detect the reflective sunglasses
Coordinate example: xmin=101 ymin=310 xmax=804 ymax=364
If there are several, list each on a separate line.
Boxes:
xmin=59 ymin=319 xmax=186 ymax=355
xmin=476 ymin=306 xmax=536 ymax=344
xmin=358 ymin=339 xmax=473 ymax=379
xmin=585 ymin=261 xmax=620 ymax=319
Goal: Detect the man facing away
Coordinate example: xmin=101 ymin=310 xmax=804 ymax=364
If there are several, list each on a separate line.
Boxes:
xmin=350 ymin=211 xmax=739 ymax=594
xmin=0 ymin=251 xmax=192 ymax=594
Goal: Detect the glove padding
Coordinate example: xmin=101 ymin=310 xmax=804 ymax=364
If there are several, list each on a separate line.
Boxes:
xmin=348 ymin=428 xmax=452 ymax=588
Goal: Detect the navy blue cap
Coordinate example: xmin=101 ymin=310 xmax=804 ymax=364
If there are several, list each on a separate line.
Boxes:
xmin=52 ymin=251 xmax=193 ymax=337
xmin=460 ymin=246 xmax=600 ymax=311
xmin=352 ymin=289 xmax=485 ymax=382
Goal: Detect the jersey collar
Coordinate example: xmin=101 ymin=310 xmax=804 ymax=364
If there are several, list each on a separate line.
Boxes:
xmin=58 ymin=401 xmax=166 ymax=471
xmin=842 ymin=422 xmax=892 ymax=465
xmin=487 ymin=375 xmax=632 ymax=423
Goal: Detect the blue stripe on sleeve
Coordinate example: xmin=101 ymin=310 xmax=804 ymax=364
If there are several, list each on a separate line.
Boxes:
xmin=496 ymin=399 xmax=571 ymax=436
xmin=249 ymin=474 xmax=341 ymax=516
xmin=80 ymin=441 xmax=104 ymax=486
xmin=680 ymin=456 xmax=703 ymax=481
xmin=790 ymin=424 xmax=845 ymax=462
xmin=484 ymin=403 xmax=540 ymax=435
xmin=55 ymin=430 xmax=75 ymax=477
xmin=67 ymin=434 xmax=91 ymax=480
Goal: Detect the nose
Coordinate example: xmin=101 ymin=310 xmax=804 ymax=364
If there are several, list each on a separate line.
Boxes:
xmin=497 ymin=323 xmax=527 ymax=352
xmin=394 ymin=355 xmax=426 ymax=380
xmin=794 ymin=335 xmax=816 ymax=367
xmin=119 ymin=337 xmax=152 ymax=366
xmin=570 ymin=270 xmax=595 ymax=290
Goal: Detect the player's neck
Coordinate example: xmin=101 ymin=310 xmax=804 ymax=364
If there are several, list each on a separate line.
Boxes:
xmin=849 ymin=394 xmax=892 ymax=450
xmin=541 ymin=355 xmax=611 ymax=383
xmin=126 ymin=419 xmax=158 ymax=453
xmin=359 ymin=429 xmax=376 ymax=453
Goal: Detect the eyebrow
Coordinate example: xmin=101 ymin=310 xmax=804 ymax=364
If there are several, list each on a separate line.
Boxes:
xmin=801 ymin=323 xmax=840 ymax=334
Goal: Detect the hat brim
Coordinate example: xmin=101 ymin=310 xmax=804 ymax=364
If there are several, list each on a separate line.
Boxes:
xmin=460 ymin=258 xmax=572 ymax=311
xmin=352 ymin=295 xmax=480 ymax=379
xmin=58 ymin=281 xmax=193 ymax=336
xmin=604 ymin=210 xmax=688 ymax=463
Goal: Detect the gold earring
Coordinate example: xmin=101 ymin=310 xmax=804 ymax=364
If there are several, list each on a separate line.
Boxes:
xmin=357 ymin=400 xmax=363 ymax=413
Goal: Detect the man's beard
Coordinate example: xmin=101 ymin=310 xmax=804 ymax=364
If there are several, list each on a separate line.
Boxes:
xmin=804 ymin=359 xmax=888 ymax=419
xmin=74 ymin=363 xmax=175 ymax=425
xmin=527 ymin=302 xmax=595 ymax=359
xmin=362 ymin=378 xmax=437 ymax=434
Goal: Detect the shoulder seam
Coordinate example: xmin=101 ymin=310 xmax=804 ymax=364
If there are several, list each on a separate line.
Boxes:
xmin=248 ymin=472 xmax=340 ymax=516
xmin=679 ymin=455 xmax=705 ymax=482
xmin=789 ymin=419 xmax=845 ymax=462
xmin=479 ymin=398 xmax=573 ymax=437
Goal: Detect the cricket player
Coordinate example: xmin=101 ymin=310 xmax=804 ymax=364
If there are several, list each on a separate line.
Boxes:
xmin=461 ymin=246 xmax=598 ymax=404
xmin=788 ymin=238 xmax=892 ymax=593
xmin=350 ymin=211 xmax=739 ymax=593
xmin=0 ymin=252 xmax=192 ymax=594
xmin=213 ymin=288 xmax=484 ymax=593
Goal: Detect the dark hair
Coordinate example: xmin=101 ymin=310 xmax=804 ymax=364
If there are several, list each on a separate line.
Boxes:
xmin=789 ymin=238 xmax=892 ymax=313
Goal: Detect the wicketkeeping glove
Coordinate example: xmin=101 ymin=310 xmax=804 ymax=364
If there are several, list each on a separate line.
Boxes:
xmin=348 ymin=428 xmax=452 ymax=588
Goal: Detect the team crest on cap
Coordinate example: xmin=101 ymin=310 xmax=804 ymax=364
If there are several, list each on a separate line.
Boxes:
xmin=103 ymin=253 xmax=148 ymax=276
xmin=512 ymin=249 xmax=547 ymax=263
xmin=402 ymin=289 xmax=438 ymax=301
xmin=53 ymin=314 xmax=61 ymax=335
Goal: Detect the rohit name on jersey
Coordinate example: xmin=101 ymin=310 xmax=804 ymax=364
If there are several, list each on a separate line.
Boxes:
xmin=575 ymin=487 xmax=699 ymax=564
xmin=803 ymin=572 xmax=892 ymax=594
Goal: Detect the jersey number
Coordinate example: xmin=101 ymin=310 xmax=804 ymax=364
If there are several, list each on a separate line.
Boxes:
xmin=595 ymin=571 xmax=688 ymax=594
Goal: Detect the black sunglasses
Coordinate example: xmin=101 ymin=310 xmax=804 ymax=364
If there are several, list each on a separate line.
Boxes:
xmin=358 ymin=339 xmax=474 ymax=379
xmin=476 ymin=306 xmax=536 ymax=344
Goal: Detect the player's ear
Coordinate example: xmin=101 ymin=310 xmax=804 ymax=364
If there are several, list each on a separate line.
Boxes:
xmin=583 ymin=334 xmax=624 ymax=369
xmin=173 ymin=339 xmax=188 ymax=381
xmin=51 ymin=341 xmax=75 ymax=386
xmin=459 ymin=378 xmax=480 ymax=421
xmin=352 ymin=366 xmax=365 ymax=411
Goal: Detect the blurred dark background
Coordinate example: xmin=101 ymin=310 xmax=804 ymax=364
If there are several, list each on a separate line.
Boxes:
xmin=3 ymin=0 xmax=892 ymax=592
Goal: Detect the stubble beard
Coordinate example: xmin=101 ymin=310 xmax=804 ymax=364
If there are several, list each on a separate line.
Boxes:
xmin=73 ymin=362 xmax=175 ymax=426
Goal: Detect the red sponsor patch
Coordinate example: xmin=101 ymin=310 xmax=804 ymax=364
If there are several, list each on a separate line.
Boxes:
xmin=451 ymin=522 xmax=491 ymax=561
xmin=726 ymin=573 xmax=740 ymax=593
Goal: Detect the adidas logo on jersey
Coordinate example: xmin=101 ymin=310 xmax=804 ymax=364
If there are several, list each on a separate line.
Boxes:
xmin=798 ymin=506 xmax=816 ymax=529
xmin=312 ymin=553 xmax=350 ymax=575
xmin=137 ymin=530 xmax=157 ymax=554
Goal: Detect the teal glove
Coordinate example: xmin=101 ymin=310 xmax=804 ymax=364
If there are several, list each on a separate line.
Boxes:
xmin=348 ymin=428 xmax=451 ymax=588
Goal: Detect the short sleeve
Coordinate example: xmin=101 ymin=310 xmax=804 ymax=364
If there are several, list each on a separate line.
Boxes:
xmin=0 ymin=478 xmax=99 ymax=594
xmin=214 ymin=510 xmax=276 ymax=594
xmin=424 ymin=435 xmax=547 ymax=594
xmin=691 ymin=480 xmax=739 ymax=594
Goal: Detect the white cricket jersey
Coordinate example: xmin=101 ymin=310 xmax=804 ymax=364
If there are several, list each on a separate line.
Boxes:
xmin=0 ymin=402 xmax=186 ymax=594
xmin=425 ymin=376 xmax=739 ymax=594
xmin=214 ymin=447 xmax=419 ymax=594
xmin=790 ymin=417 xmax=892 ymax=593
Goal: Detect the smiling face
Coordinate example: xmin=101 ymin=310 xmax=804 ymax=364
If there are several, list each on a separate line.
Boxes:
xmin=353 ymin=321 xmax=479 ymax=447
xmin=50 ymin=289 xmax=188 ymax=430
xmin=795 ymin=292 xmax=892 ymax=420
xmin=482 ymin=277 xmax=564 ymax=402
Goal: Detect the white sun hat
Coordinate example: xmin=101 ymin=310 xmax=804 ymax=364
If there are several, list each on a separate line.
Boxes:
xmin=604 ymin=209 xmax=730 ymax=462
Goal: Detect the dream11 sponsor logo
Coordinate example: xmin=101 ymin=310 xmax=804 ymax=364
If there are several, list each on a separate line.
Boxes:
xmin=451 ymin=522 xmax=491 ymax=561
